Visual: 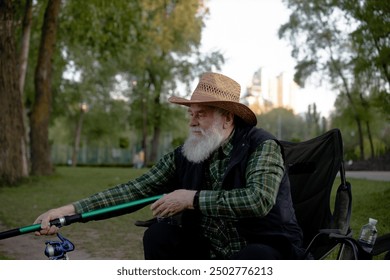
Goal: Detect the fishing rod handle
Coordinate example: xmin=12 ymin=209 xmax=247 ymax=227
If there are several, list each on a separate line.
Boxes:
xmin=49 ymin=214 xmax=82 ymax=228
xmin=0 ymin=214 xmax=82 ymax=240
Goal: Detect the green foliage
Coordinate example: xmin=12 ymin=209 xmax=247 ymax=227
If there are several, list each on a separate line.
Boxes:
xmin=257 ymin=108 xmax=307 ymax=141
xmin=13 ymin=0 xmax=223 ymax=169
xmin=50 ymin=98 xmax=131 ymax=147
xmin=279 ymin=0 xmax=390 ymax=159
xmin=48 ymin=0 xmax=222 ymax=162
xmin=331 ymin=91 xmax=390 ymax=160
xmin=119 ymin=137 xmax=129 ymax=149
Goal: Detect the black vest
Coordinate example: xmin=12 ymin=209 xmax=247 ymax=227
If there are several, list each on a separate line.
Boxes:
xmin=173 ymin=126 xmax=304 ymax=258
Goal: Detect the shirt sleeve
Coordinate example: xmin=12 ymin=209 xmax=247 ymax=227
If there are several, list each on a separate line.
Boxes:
xmin=73 ymin=151 xmax=176 ymax=214
xmin=199 ymin=139 xmax=284 ymax=219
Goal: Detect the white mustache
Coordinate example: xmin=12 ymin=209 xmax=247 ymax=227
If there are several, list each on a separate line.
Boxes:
xmin=190 ymin=127 xmax=205 ymax=135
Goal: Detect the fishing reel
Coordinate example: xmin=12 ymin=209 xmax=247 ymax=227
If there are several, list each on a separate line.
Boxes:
xmin=44 ymin=233 xmax=75 ymax=260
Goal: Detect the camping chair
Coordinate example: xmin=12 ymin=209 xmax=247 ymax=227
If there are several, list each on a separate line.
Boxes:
xmin=281 ymin=128 xmax=390 ymax=260
xmin=280 ymin=128 xmax=355 ymax=259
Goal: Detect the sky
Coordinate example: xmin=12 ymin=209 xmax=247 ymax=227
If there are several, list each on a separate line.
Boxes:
xmin=199 ymin=0 xmax=337 ymax=117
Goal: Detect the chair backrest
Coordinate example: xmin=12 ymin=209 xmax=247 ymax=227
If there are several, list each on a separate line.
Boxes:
xmin=280 ymin=129 xmax=348 ymax=248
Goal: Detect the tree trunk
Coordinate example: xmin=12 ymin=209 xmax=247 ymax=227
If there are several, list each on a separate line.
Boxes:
xmin=71 ymin=109 xmax=85 ymax=166
xmin=355 ymin=118 xmax=365 ymax=160
xmin=329 ymin=56 xmax=365 ymax=160
xmin=18 ymin=0 xmax=33 ymax=177
xmin=19 ymin=0 xmax=32 ymax=96
xmin=29 ymin=0 xmax=61 ymax=175
xmin=150 ymin=76 xmax=162 ymax=163
xmin=365 ymin=121 xmax=375 ymax=158
xmin=150 ymin=121 xmax=161 ymax=163
xmin=141 ymin=92 xmax=149 ymax=165
xmin=0 ymin=0 xmax=26 ymax=185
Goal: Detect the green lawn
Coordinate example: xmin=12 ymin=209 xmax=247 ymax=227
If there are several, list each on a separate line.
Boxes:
xmin=0 ymin=166 xmax=389 ymax=259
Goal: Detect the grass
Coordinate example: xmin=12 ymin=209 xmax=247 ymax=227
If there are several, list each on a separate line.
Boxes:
xmin=0 ymin=166 xmax=389 ymax=259
xmin=0 ymin=167 xmax=152 ymax=260
xmin=329 ymin=177 xmax=390 ymax=260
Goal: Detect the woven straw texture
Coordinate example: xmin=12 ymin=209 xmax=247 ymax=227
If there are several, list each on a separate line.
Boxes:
xmin=169 ymin=72 xmax=257 ymax=126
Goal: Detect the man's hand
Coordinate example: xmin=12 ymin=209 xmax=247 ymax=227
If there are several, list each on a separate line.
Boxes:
xmin=33 ymin=204 xmax=76 ymax=236
xmin=151 ymin=189 xmax=196 ymax=218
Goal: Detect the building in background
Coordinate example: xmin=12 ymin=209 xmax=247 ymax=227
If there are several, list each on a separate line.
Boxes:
xmin=241 ymin=67 xmax=299 ymax=115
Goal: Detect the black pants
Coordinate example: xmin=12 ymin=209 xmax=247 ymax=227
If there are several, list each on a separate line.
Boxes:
xmin=143 ymin=222 xmax=283 ymax=260
xmin=143 ymin=221 xmax=210 ymax=259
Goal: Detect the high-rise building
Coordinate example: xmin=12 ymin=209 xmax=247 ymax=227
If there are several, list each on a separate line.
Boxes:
xmin=241 ymin=67 xmax=299 ymax=114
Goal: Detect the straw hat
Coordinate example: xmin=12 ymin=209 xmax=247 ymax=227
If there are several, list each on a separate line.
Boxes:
xmin=168 ymin=72 xmax=257 ymax=126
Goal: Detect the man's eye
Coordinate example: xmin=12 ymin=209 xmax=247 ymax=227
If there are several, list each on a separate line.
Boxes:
xmin=188 ymin=112 xmax=206 ymax=118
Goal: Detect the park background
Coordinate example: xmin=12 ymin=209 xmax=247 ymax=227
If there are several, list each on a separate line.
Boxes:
xmin=0 ymin=0 xmax=389 ymax=259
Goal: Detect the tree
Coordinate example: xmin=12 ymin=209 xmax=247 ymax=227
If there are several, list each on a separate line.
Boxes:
xmin=343 ymin=0 xmax=390 ymax=87
xmin=257 ymin=108 xmax=307 ymax=141
xmin=131 ymin=1 xmax=223 ymax=163
xmin=18 ymin=0 xmax=33 ymax=176
xmin=305 ymin=103 xmax=322 ymax=138
xmin=331 ymin=85 xmax=388 ymax=160
xmin=278 ymin=0 xmax=389 ymax=159
xmin=57 ymin=0 xmax=223 ymax=164
xmin=0 ymin=0 xmax=27 ymax=185
xmin=29 ymin=0 xmax=61 ymax=175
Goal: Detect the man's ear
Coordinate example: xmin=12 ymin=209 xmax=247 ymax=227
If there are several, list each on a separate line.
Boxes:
xmin=223 ymin=112 xmax=234 ymax=129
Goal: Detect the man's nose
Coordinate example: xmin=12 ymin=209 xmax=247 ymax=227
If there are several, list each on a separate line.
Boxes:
xmin=189 ymin=115 xmax=199 ymax=126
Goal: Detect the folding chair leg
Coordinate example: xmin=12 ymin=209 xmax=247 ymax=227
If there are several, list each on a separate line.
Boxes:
xmin=338 ymin=243 xmax=357 ymax=260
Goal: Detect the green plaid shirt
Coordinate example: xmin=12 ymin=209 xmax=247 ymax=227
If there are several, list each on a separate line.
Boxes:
xmin=73 ymin=135 xmax=284 ymax=259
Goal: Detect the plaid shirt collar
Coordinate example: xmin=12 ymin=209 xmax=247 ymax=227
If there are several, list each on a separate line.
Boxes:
xmin=216 ymin=129 xmax=235 ymax=159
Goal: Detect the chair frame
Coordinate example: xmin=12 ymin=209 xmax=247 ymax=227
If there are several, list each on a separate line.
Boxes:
xmin=281 ymin=128 xmax=389 ymax=260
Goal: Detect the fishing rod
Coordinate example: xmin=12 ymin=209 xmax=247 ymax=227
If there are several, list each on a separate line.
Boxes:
xmin=0 ymin=194 xmax=163 ymax=241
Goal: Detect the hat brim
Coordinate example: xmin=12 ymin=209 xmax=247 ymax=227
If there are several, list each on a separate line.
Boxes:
xmin=168 ymin=96 xmax=257 ymax=126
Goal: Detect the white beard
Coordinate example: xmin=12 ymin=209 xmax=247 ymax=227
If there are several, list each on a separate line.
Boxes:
xmin=182 ymin=120 xmax=225 ymax=163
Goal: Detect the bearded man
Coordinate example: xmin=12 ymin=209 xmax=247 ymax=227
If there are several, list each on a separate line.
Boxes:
xmin=34 ymin=73 xmax=305 ymax=260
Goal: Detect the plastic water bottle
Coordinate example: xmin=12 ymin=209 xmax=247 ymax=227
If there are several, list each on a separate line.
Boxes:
xmin=358 ymin=218 xmax=378 ymax=253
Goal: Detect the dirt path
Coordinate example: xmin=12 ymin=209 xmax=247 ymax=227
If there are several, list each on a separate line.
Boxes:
xmin=0 ymin=222 xmax=92 ymax=260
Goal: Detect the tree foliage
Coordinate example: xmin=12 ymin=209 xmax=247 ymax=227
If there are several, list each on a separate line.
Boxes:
xmin=0 ymin=0 xmax=225 ymax=183
xmin=257 ymin=108 xmax=307 ymax=142
xmin=55 ymin=0 xmax=223 ymax=164
xmin=278 ymin=0 xmax=389 ymax=160
xmin=20 ymin=0 xmax=222 ymax=171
